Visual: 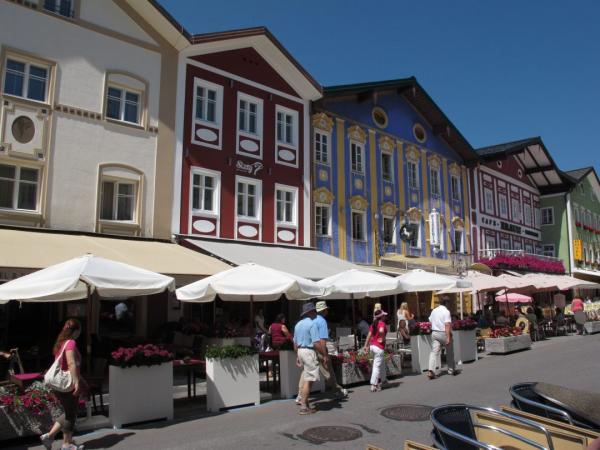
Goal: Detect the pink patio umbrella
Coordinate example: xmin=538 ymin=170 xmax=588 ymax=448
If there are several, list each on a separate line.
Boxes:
xmin=495 ymin=292 xmax=533 ymax=303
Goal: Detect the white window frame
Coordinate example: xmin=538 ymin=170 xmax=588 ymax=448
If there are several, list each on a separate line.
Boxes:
xmin=541 ymin=207 xmax=554 ymax=226
xmin=408 ymin=161 xmax=419 ymax=189
xmin=484 ymin=188 xmax=494 ymax=214
xmin=99 ymin=178 xmax=137 ymax=223
xmin=381 ymin=152 xmax=393 ymax=182
xmin=190 ymin=167 xmax=220 ymax=217
xmin=236 ymin=92 xmax=263 ymax=159
xmin=498 ymin=194 xmax=508 ymax=218
xmin=500 ymin=239 xmax=510 ymax=251
xmin=453 ymin=228 xmax=465 ymax=253
xmin=513 ymin=239 xmax=522 ymax=251
xmin=274 ymin=183 xmax=297 ymax=227
xmin=523 ymin=203 xmax=532 ymax=227
xmin=42 ymin=0 xmax=75 ymax=18
xmin=409 ymin=220 xmax=422 ymax=249
xmin=534 ymin=207 xmax=541 ymax=228
xmin=191 ymin=78 xmax=223 ymax=150
xmin=315 ymin=203 xmax=331 ymax=237
xmin=542 ymin=244 xmax=555 ymax=257
xmin=2 ymin=56 xmax=50 ymax=103
xmin=105 ymin=83 xmax=142 ymax=125
xmin=382 ymin=215 xmax=396 ymax=245
xmin=451 ymin=175 xmax=461 ymax=202
xmin=0 ymin=163 xmax=40 ymax=212
xmin=275 ymin=105 xmax=298 ymax=148
xmin=511 ymin=198 xmax=522 ymax=222
xmin=235 ymin=176 xmax=261 ymax=222
xmin=351 ymin=210 xmax=367 ymax=241
xmin=430 ymin=167 xmax=441 ymax=197
xmin=314 ymin=130 xmax=330 ymax=165
xmin=350 ymin=141 xmax=364 ymax=174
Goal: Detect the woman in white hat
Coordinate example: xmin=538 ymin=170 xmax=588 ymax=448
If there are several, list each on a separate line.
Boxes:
xmin=363 ymin=309 xmax=388 ymax=392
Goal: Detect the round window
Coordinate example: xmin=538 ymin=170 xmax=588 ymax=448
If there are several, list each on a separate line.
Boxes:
xmin=371 ymin=106 xmax=388 ymax=129
xmin=497 ymin=161 xmax=503 ymax=168
xmin=413 ymin=124 xmax=427 ymax=143
xmin=11 ymin=116 xmax=35 ymax=144
xmin=518 ymin=169 xmax=523 ymax=178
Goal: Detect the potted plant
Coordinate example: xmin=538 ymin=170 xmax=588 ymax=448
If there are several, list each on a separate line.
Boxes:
xmin=0 ymin=382 xmax=61 ymax=441
xmin=109 ymin=344 xmax=174 ymax=428
xmin=205 ymin=345 xmax=259 ymax=412
xmin=409 ymin=322 xmax=437 ymax=373
xmin=452 ymin=318 xmax=478 ymax=363
xmin=384 ymin=350 xmax=403 ymax=378
xmin=485 ymin=327 xmax=531 ymax=354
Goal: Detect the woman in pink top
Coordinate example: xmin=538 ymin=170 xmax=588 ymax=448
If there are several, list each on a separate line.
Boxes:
xmin=363 ymin=310 xmax=388 ymax=392
xmin=40 ymin=319 xmax=86 ymax=450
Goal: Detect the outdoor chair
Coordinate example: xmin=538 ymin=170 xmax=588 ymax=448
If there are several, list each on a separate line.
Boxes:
xmin=431 ymin=404 xmax=553 ymax=450
xmin=85 ymin=357 xmax=107 ymax=415
xmin=337 ymin=334 xmax=356 ymax=352
xmin=510 ymin=382 xmax=600 ymax=431
xmin=553 ymin=318 xmax=567 ymax=336
xmin=404 ymin=440 xmax=436 ymax=450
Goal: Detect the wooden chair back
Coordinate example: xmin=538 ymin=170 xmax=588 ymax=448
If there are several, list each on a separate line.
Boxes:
xmin=404 ymin=440 xmax=436 ymax=450
xmin=479 ymin=327 xmax=492 ymax=338
xmin=473 ymin=410 xmax=587 ymax=450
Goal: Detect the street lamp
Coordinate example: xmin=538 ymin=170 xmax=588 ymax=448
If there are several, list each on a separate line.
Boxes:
xmin=449 ymin=251 xmax=473 ymax=319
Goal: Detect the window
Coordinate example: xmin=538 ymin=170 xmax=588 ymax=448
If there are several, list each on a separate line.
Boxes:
xmin=3 ymin=58 xmax=48 ymax=102
xmin=500 ymin=239 xmax=510 ymax=250
xmin=513 ymin=240 xmax=522 ymax=251
xmin=276 ymin=107 xmax=297 ymax=146
xmin=314 ymin=131 xmax=329 ymax=164
xmin=315 ymin=204 xmax=330 ymax=236
xmin=534 ymin=207 xmax=541 ymax=228
xmin=191 ymin=169 xmax=219 ymax=214
xmin=453 ymin=229 xmax=464 ymax=253
xmin=523 ymin=203 xmax=532 ymax=226
xmin=409 ymin=222 xmax=421 ymax=248
xmin=238 ymin=94 xmax=262 ymax=136
xmin=0 ymin=164 xmax=39 ymax=211
xmin=451 ymin=175 xmax=461 ymax=202
xmin=511 ymin=198 xmax=521 ymax=222
xmin=195 ymin=85 xmax=218 ymax=123
xmin=106 ymin=86 xmax=140 ymax=124
xmin=408 ymin=161 xmax=419 ymax=189
xmin=574 ymin=206 xmax=581 ymax=223
xmin=100 ymin=181 xmax=135 ymax=221
xmin=383 ymin=217 xmax=395 ymax=244
xmin=380 ymin=153 xmax=392 ymax=181
xmin=275 ymin=185 xmax=296 ymax=224
xmin=498 ymin=195 xmax=508 ymax=218
xmin=542 ymin=244 xmax=555 ymax=257
xmin=42 ymin=0 xmax=74 ymax=18
xmin=351 ymin=142 xmax=364 ymax=173
xmin=236 ymin=178 xmax=261 ymax=219
xmin=541 ymin=207 xmax=554 ymax=226
xmin=430 ymin=168 xmax=440 ymax=196
xmin=484 ymin=189 xmax=494 ymax=214
xmin=351 ymin=211 xmax=366 ymax=240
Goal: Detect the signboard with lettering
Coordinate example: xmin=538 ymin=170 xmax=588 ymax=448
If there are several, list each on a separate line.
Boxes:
xmin=235 ymin=160 xmax=263 ymax=176
xmin=573 ymin=239 xmax=583 ymax=261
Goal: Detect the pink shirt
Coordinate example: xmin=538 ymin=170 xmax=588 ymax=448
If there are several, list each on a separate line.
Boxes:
xmin=571 ymin=298 xmax=584 ymax=313
xmin=55 ymin=339 xmax=80 ymax=371
xmin=369 ymin=322 xmax=387 ymax=350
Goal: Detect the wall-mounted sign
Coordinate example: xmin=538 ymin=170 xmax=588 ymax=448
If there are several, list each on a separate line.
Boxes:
xmin=573 ymin=239 xmax=583 ymax=261
xmin=236 ymin=160 xmax=263 ymax=176
xmin=480 ymin=214 xmax=540 ymax=239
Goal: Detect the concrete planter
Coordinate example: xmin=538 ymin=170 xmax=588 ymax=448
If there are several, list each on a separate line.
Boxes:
xmin=385 ymin=353 xmax=403 ymax=377
xmin=0 ymin=405 xmax=59 ymax=441
xmin=204 ymin=337 xmax=252 ymax=347
xmin=333 ymin=361 xmax=370 ymax=386
xmin=584 ymin=321 xmax=600 ymax=334
xmin=485 ymin=334 xmax=531 ymax=354
xmin=410 ymin=335 xmax=440 ymax=373
xmin=206 ymin=355 xmax=259 ymax=412
xmin=109 ymin=362 xmax=173 ymax=428
xmin=453 ymin=329 xmax=477 ymax=363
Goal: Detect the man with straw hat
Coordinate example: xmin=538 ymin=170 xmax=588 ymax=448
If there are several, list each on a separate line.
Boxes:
xmin=293 ymin=302 xmax=327 ymax=415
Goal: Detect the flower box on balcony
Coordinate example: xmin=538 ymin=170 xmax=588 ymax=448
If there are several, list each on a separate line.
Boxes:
xmin=576 ymin=221 xmax=582 ymax=227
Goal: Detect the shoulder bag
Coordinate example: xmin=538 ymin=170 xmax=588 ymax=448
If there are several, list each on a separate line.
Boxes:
xmin=44 ymin=341 xmax=74 ymax=392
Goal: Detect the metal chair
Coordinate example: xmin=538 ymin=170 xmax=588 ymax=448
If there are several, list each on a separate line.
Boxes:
xmin=431 ymin=404 xmax=553 ymax=450
xmin=510 ymin=383 xmax=599 ymax=431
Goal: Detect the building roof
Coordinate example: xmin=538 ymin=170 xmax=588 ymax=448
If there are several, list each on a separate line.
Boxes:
xmin=565 ymin=167 xmax=595 ymax=182
xmin=321 ymin=77 xmax=479 ymax=164
xmin=476 ymin=137 xmax=574 ymax=195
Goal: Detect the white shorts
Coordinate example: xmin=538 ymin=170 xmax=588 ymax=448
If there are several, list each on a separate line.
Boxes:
xmin=298 ymin=348 xmax=320 ymax=382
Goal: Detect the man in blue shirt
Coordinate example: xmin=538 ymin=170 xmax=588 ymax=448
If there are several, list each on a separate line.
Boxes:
xmin=293 ymin=302 xmax=326 ymax=414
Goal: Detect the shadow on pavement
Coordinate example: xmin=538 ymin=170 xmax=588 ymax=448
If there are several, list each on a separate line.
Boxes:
xmin=80 ymin=432 xmax=135 ymax=449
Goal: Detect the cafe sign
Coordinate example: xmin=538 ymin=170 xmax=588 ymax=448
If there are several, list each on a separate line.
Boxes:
xmin=235 ymin=160 xmax=263 ymax=176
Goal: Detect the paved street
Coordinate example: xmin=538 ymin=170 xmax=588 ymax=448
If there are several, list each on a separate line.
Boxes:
xmin=14 ymin=333 xmax=600 ymax=450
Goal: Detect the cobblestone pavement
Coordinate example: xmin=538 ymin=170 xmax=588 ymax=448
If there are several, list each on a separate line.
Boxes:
xmin=12 ymin=333 xmax=600 ymax=450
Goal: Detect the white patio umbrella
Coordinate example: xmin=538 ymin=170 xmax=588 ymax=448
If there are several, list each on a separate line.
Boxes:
xmin=525 ymin=274 xmax=599 ymax=291
xmin=176 ymin=263 xmax=325 ymax=303
xmin=396 ymin=269 xmax=456 ymax=318
xmin=0 ymin=254 xmax=175 ymax=365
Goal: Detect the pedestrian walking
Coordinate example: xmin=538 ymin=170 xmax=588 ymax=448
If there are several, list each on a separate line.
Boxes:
xmin=363 ymin=309 xmax=388 ymax=392
xmin=40 ymin=319 xmax=86 ymax=450
xmin=293 ymin=302 xmax=327 ymax=415
xmin=427 ymin=297 xmax=457 ymax=380
xmin=296 ymin=301 xmax=347 ymax=400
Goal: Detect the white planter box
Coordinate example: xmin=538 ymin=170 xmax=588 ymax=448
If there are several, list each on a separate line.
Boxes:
xmin=204 ymin=337 xmax=252 ymax=347
xmin=109 ymin=362 xmax=173 ymax=428
xmin=279 ymin=350 xmax=325 ymax=397
xmin=206 ymin=355 xmax=260 ymax=412
xmin=453 ymin=329 xmax=477 ymax=363
xmin=584 ymin=321 xmax=600 ymax=334
xmin=485 ymin=334 xmax=531 ymax=354
xmin=410 ymin=335 xmax=440 ymax=373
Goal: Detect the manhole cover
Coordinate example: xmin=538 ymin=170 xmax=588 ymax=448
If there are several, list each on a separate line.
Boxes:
xmin=301 ymin=426 xmax=363 ymax=442
xmin=381 ymin=404 xmax=433 ymax=422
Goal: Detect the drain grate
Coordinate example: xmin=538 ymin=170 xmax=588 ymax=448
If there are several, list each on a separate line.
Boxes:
xmin=381 ymin=404 xmax=433 ymax=422
xmin=301 ymin=426 xmax=363 ymax=442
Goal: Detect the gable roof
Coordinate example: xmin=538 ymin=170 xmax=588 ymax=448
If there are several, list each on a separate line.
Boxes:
xmin=566 ymin=167 xmax=595 ymax=182
xmin=321 ymin=78 xmax=478 ymax=163
xmin=476 ymin=137 xmax=574 ymax=194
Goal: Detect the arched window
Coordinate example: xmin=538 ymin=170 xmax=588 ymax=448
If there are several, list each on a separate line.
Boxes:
xmin=97 ymin=164 xmax=143 ymax=235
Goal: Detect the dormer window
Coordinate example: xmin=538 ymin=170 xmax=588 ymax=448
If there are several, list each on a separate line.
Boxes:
xmin=43 ymin=0 xmax=75 ymax=18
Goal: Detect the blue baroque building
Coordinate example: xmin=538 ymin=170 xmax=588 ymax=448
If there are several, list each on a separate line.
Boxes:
xmin=311 ymin=78 xmax=479 ymax=271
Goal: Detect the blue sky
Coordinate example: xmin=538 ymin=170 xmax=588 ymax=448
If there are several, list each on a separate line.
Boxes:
xmin=160 ymin=0 xmax=600 ymax=174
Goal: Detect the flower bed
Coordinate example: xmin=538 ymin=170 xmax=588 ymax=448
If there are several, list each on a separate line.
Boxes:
xmin=111 ymin=344 xmax=173 ymax=368
xmin=409 ymin=322 xmax=432 ymax=335
xmin=452 ymin=318 xmax=477 ymax=331
xmin=478 ymin=254 xmax=565 ymax=274
xmin=489 ymin=327 xmax=523 ymax=338
xmin=485 ymin=328 xmax=531 ymax=354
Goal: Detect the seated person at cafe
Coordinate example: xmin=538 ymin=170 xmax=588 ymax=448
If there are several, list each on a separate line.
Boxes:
xmin=495 ymin=312 xmax=509 ymax=327
xmin=397 ymin=319 xmax=411 ymax=345
xmin=357 ymin=316 xmax=370 ymax=339
xmin=268 ymin=314 xmax=293 ymax=349
xmin=555 ymin=307 xmax=565 ymax=322
xmin=526 ymin=307 xmax=538 ymax=328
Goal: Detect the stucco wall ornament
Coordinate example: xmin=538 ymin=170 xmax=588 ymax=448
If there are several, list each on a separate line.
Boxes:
xmin=406 ymin=146 xmax=420 ymax=162
xmin=350 ymin=195 xmax=369 ymax=211
xmin=379 ymin=135 xmax=395 ymax=153
xmin=312 ymin=112 xmax=333 ymax=132
xmin=313 ymin=187 xmax=334 ymax=205
xmin=347 ymin=125 xmax=366 ymax=144
xmin=381 ymin=202 xmax=398 ymax=217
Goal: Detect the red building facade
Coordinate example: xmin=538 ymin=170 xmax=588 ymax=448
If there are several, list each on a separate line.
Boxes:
xmin=173 ymin=29 xmax=321 ymax=246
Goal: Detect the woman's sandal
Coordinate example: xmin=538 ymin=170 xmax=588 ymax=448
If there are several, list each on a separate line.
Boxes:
xmin=299 ymin=407 xmax=316 ymax=415
xmin=427 ymin=371 xmax=436 ymax=380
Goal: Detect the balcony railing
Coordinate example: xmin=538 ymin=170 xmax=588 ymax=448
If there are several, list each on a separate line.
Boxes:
xmin=478 ymin=249 xmax=562 ymax=263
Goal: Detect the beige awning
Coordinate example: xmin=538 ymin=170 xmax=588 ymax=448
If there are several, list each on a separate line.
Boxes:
xmin=0 ymin=228 xmax=230 ymax=278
